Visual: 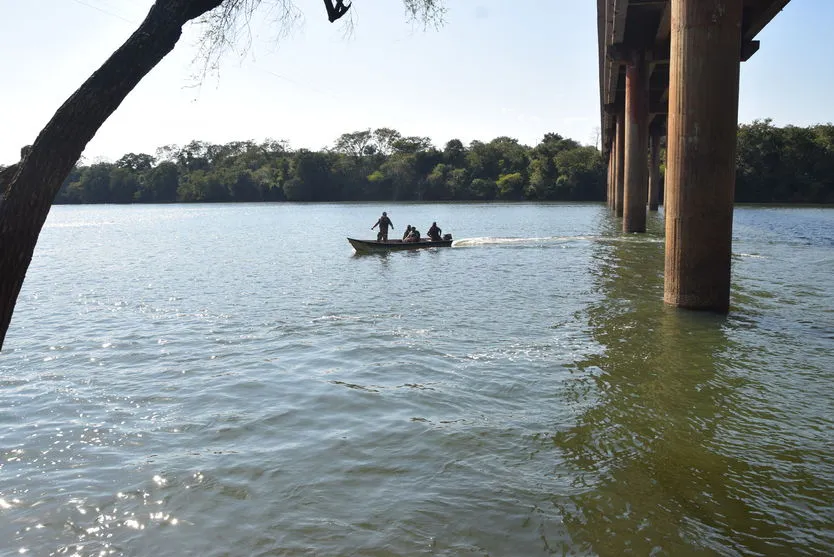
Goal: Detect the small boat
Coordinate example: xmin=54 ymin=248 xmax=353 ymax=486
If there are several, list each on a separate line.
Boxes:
xmin=347 ymin=237 xmax=453 ymax=254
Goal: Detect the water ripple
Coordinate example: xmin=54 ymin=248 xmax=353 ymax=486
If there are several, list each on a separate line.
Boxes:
xmin=2 ymin=204 xmax=832 ymax=555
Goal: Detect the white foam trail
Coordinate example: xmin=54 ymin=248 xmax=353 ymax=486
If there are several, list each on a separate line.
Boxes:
xmin=452 ymin=236 xmax=598 ymax=247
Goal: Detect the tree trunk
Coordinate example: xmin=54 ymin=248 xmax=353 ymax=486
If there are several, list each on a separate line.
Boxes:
xmin=0 ymin=0 xmax=224 ymax=350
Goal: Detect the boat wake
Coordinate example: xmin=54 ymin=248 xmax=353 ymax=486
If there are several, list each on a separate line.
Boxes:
xmin=452 ymin=235 xmax=599 ymax=247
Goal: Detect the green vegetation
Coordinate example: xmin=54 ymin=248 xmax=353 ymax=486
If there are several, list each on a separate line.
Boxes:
xmin=9 ymin=120 xmax=827 ymax=205
xmin=42 ymin=130 xmax=605 ymax=204
xmin=736 ymin=120 xmax=834 ymax=203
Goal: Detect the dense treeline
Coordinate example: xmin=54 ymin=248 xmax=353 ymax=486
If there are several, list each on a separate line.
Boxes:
xmin=17 ymin=129 xmax=606 ymax=204
xmin=736 ymin=120 xmax=834 ymax=203
xmin=3 ymin=120 xmax=832 ymax=205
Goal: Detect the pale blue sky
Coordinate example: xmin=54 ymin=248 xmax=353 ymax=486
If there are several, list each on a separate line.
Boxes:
xmin=0 ymin=0 xmax=829 ymax=165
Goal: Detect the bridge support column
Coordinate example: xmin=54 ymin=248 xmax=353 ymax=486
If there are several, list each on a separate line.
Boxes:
xmin=607 ymin=149 xmax=614 ymax=210
xmin=648 ymin=125 xmax=662 ymax=211
xmin=615 ymin=112 xmax=625 ymax=217
xmin=664 ymin=0 xmax=742 ymax=312
xmin=610 ymin=148 xmax=616 ymax=211
xmin=623 ymin=50 xmax=649 ymax=233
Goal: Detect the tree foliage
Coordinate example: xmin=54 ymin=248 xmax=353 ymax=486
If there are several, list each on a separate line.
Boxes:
xmin=48 ymin=121 xmax=834 ymax=206
xmin=52 ymin=131 xmax=609 ymax=204
xmin=735 ymin=119 xmax=834 ymax=203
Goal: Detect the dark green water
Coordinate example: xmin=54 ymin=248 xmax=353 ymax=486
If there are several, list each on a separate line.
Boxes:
xmin=1 ymin=203 xmax=831 ymax=556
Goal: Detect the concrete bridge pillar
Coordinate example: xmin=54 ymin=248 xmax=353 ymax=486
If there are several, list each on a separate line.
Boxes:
xmin=664 ymin=0 xmax=742 ymax=312
xmin=607 ymin=148 xmax=614 ymax=210
xmin=610 ymin=148 xmax=616 ymax=211
xmin=648 ymin=125 xmax=662 ymax=211
xmin=615 ymin=112 xmax=625 ymax=217
xmin=623 ymin=50 xmax=649 ymax=233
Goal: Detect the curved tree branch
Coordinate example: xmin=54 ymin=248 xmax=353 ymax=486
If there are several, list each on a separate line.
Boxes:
xmin=0 ymin=0 xmax=224 ymax=349
xmin=323 ymin=0 xmax=352 ymax=22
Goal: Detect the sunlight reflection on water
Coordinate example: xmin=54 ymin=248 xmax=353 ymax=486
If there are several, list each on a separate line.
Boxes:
xmin=1 ymin=203 xmax=832 ymax=556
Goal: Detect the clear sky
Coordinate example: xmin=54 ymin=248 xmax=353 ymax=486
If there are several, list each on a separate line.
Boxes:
xmin=0 ymin=0 xmax=830 ymax=165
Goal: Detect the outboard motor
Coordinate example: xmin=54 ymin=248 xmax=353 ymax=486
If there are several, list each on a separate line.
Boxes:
xmin=442 ymin=233 xmax=453 ymax=241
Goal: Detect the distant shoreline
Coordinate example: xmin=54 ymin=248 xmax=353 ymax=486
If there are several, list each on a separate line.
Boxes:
xmin=9 ymin=121 xmax=832 ymax=206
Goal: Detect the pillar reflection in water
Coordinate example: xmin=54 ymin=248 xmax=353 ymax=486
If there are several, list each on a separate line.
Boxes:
xmin=546 ymin=211 xmax=826 ymax=555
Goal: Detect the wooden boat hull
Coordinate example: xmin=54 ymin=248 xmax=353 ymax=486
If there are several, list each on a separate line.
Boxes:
xmin=348 ymin=237 xmax=453 ymax=254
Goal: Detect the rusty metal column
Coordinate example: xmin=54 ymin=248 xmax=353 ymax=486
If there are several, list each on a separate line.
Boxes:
xmin=615 ymin=112 xmax=625 ymax=217
xmin=623 ymin=50 xmax=649 ymax=232
xmin=610 ymin=148 xmax=616 ymax=210
xmin=648 ymin=126 xmax=662 ymax=211
xmin=664 ymin=0 xmax=742 ymax=312
xmin=609 ymin=147 xmax=616 ymax=211
xmin=606 ymin=149 xmax=613 ymax=209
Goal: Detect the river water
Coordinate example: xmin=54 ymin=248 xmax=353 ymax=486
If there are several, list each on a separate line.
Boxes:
xmin=1 ymin=203 xmax=832 ymax=556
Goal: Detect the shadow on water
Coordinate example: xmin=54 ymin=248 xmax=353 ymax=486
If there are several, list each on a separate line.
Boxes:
xmin=349 ymin=247 xmax=450 ymax=259
xmin=548 ymin=211 xmax=833 ymax=555
xmin=350 ymin=250 xmax=392 ymax=260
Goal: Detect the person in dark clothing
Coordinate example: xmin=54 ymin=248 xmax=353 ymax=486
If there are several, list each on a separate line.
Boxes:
xmin=402 ymin=225 xmax=413 ymax=241
xmin=427 ymin=222 xmax=442 ymax=242
xmin=406 ymin=227 xmax=421 ymax=242
xmin=372 ymin=211 xmax=394 ymax=241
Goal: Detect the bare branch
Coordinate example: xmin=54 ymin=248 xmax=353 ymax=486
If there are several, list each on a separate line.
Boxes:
xmin=402 ymin=0 xmax=446 ymax=28
xmin=193 ymin=0 xmax=301 ymax=79
xmin=192 ymin=0 xmax=445 ymax=78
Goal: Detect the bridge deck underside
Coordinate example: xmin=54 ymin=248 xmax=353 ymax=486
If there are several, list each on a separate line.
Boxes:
xmin=598 ymin=0 xmax=791 ymax=154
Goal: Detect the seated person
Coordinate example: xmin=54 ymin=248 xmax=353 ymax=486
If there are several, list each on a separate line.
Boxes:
xmin=406 ymin=227 xmax=421 ymax=242
xmin=427 ymin=221 xmax=442 ymax=242
xmin=402 ymin=225 xmax=413 ymax=241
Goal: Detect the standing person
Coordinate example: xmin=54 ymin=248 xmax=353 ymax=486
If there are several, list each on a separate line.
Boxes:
xmin=371 ymin=211 xmax=394 ymax=241
xmin=427 ymin=221 xmax=442 ymax=242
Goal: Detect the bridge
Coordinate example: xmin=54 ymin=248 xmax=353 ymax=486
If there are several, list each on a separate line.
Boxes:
xmin=597 ymin=0 xmax=791 ymax=312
